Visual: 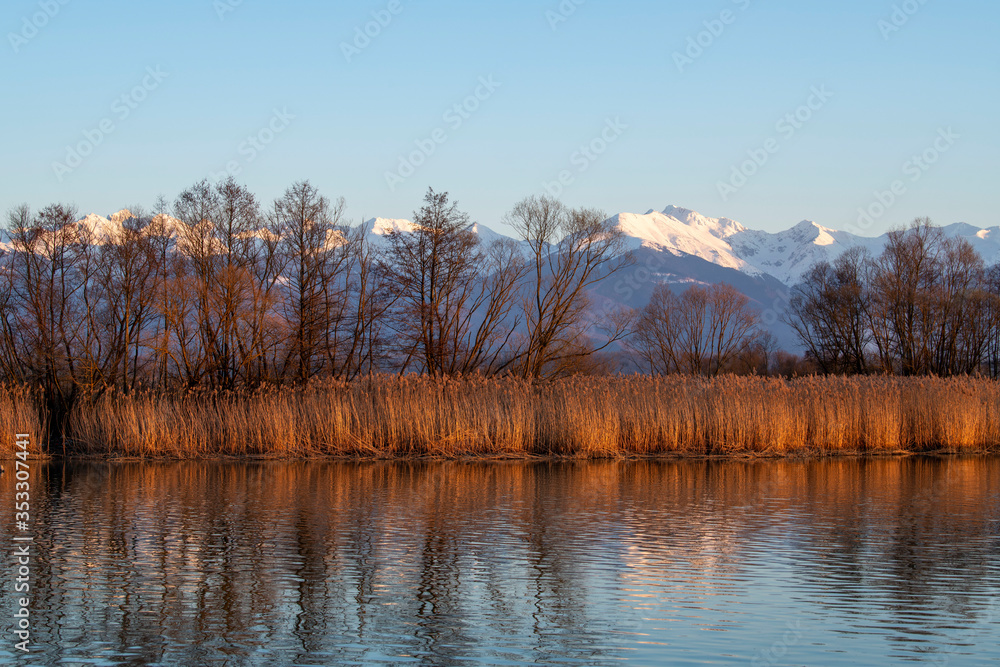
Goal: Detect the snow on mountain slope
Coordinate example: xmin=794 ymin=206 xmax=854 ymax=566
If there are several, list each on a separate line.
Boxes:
xmin=77 ymin=213 xmax=124 ymax=242
xmin=727 ymin=219 xmax=1000 ymax=285
xmin=357 ymin=207 xmax=1000 ymax=288
xmin=15 ymin=208 xmax=999 ymax=293
xmin=469 ymin=223 xmax=510 ymax=247
xmin=661 ymin=205 xmax=746 ymax=239
xmin=958 ymin=226 xmax=1000 ymax=264
xmin=726 ymin=221 xmax=882 ymax=285
xmin=146 ymin=213 xmax=186 ymax=237
xmin=606 ymin=206 xmax=889 ymax=284
xmin=365 ymin=218 xmax=525 ymax=254
xmin=611 ymin=210 xmax=760 ymax=276
xmin=368 ymin=217 xmax=416 ymax=237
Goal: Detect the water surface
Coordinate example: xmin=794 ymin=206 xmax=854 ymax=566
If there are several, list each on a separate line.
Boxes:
xmin=1 ymin=458 xmax=998 ymax=665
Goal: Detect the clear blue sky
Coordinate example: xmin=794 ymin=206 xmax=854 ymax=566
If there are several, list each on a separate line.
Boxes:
xmin=1 ymin=0 xmax=996 ymax=235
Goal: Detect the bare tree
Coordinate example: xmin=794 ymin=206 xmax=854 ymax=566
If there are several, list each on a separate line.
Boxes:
xmin=270 ymin=181 xmax=352 ymax=383
xmin=630 ymin=283 xmax=761 ymax=376
xmin=704 ymin=283 xmax=762 ymax=374
xmin=381 ymin=188 xmax=525 ymax=376
xmin=734 ymin=330 xmax=779 ymax=376
xmin=629 ymin=284 xmax=683 ymax=374
xmin=785 ymin=247 xmax=872 ymax=374
xmin=787 ymin=218 xmax=997 ymax=377
xmin=930 ymin=237 xmax=989 ymax=375
xmin=984 ymin=263 xmax=1000 ymax=378
xmin=868 ymin=219 xmax=944 ymax=375
xmin=503 ymin=195 xmax=632 ymax=379
xmin=146 ymin=197 xmax=175 ymax=389
xmin=337 ymin=223 xmax=396 ymax=379
xmin=85 ymin=208 xmax=160 ymax=392
xmin=173 ymin=178 xmax=263 ymax=388
xmin=5 ymin=204 xmax=85 ymax=435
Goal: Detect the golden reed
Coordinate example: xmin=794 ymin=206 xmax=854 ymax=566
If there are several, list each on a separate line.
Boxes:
xmin=3 ymin=376 xmax=1000 ymax=459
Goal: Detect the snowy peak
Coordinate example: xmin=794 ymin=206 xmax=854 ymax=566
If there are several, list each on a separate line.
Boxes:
xmin=662 ymin=205 xmax=746 ymax=239
xmin=367 ymin=217 xmax=416 ymax=236
xmin=784 ymin=220 xmax=836 ymax=246
xmin=147 ymin=213 xmax=185 ymax=237
xmin=76 ymin=213 xmax=123 ymax=242
xmin=611 ymin=210 xmax=758 ymax=275
xmin=612 ymin=206 xmax=998 ymax=286
xmin=108 ymin=209 xmax=135 ymax=225
xmin=469 ymin=223 xmax=510 ymax=247
xmin=366 ymin=218 xmax=514 ymax=249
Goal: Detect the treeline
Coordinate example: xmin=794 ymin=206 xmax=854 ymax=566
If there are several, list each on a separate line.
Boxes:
xmin=627 ymin=282 xmax=775 ymax=377
xmin=4 ymin=178 xmax=997 ymax=425
xmin=0 ymin=181 xmax=640 ymax=430
xmin=784 ymin=218 xmax=1000 ymax=376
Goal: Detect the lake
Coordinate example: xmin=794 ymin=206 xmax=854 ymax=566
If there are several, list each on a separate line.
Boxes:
xmin=1 ymin=458 xmax=998 ymax=665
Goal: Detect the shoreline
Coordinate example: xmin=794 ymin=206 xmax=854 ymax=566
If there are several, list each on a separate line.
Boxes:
xmin=8 ymin=450 xmax=999 ymax=464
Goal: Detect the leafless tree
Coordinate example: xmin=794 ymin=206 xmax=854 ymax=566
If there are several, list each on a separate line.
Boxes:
xmin=84 ymin=208 xmax=160 ymax=392
xmin=380 ymin=188 xmax=526 ymax=376
xmin=503 ymin=195 xmax=632 ymax=379
xmin=629 ymin=284 xmax=683 ymax=374
xmin=631 ymin=282 xmax=761 ymax=376
xmin=734 ymin=330 xmax=779 ymax=376
xmin=270 ymin=181 xmax=352 ymax=383
xmin=5 ymin=204 xmax=85 ymax=433
xmin=704 ymin=283 xmax=762 ymax=374
xmin=785 ymin=247 xmax=872 ymax=374
xmin=337 ymin=224 xmax=396 ymax=378
xmin=868 ymin=219 xmax=945 ymax=375
xmin=984 ymin=263 xmax=1000 ymax=378
xmin=174 ymin=177 xmax=264 ymax=388
xmin=789 ymin=218 xmax=998 ymax=376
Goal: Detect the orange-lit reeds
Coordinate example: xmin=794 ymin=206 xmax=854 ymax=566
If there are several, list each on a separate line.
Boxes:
xmin=2 ymin=375 xmax=999 ymax=460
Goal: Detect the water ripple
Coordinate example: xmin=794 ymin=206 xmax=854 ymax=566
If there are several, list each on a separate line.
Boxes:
xmin=0 ymin=458 xmax=996 ymax=665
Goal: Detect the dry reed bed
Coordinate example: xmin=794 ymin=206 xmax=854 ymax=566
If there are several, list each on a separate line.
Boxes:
xmin=0 ymin=384 xmax=48 ymax=458
xmin=4 ymin=376 xmax=1000 ymax=459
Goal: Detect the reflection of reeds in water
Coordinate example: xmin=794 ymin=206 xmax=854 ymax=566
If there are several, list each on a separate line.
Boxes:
xmin=6 ymin=376 xmax=1000 ymax=458
xmin=1 ymin=458 xmax=994 ymax=663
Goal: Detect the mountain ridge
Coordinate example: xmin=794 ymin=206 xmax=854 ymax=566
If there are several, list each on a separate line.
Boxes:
xmin=13 ymin=206 xmax=1000 ymax=289
xmin=9 ymin=205 xmax=996 ymax=353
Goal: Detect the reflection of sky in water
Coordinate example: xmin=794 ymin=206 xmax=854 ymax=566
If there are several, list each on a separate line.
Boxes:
xmin=0 ymin=459 xmax=996 ymax=666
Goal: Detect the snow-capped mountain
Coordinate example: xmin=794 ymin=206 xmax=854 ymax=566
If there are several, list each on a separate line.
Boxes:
xmin=364 ymin=217 xmax=518 ymax=255
xmin=17 ymin=205 xmax=1000 ymax=300
xmin=612 ymin=208 xmax=756 ymax=275
xmin=8 ymin=204 xmax=995 ymax=352
xmin=368 ymin=217 xmax=416 ymax=237
xmin=21 ymin=206 xmax=1000 ymax=288
xmin=616 ymin=207 xmax=1000 ymax=287
xmin=77 ymin=213 xmax=124 ymax=241
xmin=51 ymin=206 xmax=1000 ymax=286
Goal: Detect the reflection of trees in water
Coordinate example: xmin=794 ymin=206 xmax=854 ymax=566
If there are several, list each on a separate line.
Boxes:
xmin=526 ymin=463 xmax=644 ymax=661
xmin=412 ymin=514 xmax=466 ymax=664
xmin=0 ymin=458 xmax=996 ymax=664
xmin=615 ymin=458 xmax=1000 ymax=660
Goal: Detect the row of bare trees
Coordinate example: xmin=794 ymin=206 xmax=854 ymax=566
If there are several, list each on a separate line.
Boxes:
xmin=784 ymin=219 xmax=1000 ymax=377
xmin=0 ymin=183 xmax=640 ymax=424
xmin=627 ymin=283 xmax=767 ymax=376
xmin=19 ymin=181 xmax=981 ymax=429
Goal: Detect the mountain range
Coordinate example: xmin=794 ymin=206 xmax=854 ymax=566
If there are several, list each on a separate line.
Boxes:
xmin=5 ymin=205 xmax=998 ymax=351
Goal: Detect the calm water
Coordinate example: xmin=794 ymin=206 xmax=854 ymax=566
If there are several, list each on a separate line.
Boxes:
xmin=0 ymin=459 xmax=998 ymax=666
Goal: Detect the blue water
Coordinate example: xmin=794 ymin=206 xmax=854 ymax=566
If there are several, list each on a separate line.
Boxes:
xmin=0 ymin=458 xmax=997 ymax=665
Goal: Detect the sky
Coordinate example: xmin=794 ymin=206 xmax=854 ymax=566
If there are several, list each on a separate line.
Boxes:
xmin=1 ymin=0 xmax=997 ymax=236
